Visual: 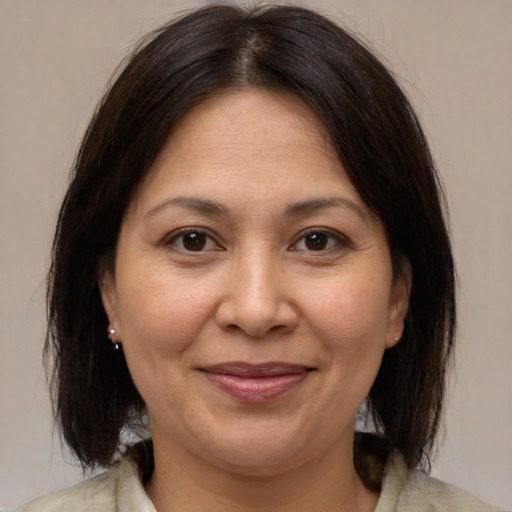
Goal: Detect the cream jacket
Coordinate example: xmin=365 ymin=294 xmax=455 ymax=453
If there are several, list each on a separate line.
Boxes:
xmin=15 ymin=451 xmax=508 ymax=511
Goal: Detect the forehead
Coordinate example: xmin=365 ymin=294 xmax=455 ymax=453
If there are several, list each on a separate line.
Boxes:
xmin=172 ymin=88 xmax=332 ymax=145
xmin=159 ymin=88 xmax=336 ymax=172
xmin=129 ymin=88 xmax=365 ymax=216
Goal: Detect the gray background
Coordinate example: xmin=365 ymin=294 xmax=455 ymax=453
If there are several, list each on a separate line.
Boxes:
xmin=1 ymin=0 xmax=511 ymax=509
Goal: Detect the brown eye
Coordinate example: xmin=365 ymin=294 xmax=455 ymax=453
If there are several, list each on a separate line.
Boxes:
xmin=182 ymin=232 xmax=207 ymax=251
xmin=304 ymin=232 xmax=329 ymax=251
xmin=291 ymin=229 xmax=346 ymax=253
xmin=170 ymin=230 xmax=219 ymax=252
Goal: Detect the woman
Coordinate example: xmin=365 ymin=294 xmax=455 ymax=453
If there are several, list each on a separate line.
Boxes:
xmin=15 ymin=4 xmax=506 ymax=511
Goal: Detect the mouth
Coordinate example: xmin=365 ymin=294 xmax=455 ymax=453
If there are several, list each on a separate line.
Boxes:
xmin=198 ymin=362 xmax=314 ymax=403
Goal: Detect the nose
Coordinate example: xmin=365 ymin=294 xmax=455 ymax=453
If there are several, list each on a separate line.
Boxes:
xmin=215 ymin=249 xmax=299 ymax=338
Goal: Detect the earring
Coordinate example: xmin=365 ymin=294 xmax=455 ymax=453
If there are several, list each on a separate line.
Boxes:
xmin=394 ymin=336 xmax=400 ymax=342
xmin=107 ymin=326 xmax=120 ymax=350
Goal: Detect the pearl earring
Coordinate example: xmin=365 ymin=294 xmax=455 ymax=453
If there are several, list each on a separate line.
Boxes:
xmin=107 ymin=326 xmax=120 ymax=350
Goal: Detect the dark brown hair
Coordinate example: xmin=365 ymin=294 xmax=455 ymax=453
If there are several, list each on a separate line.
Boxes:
xmin=46 ymin=3 xmax=455 ymax=480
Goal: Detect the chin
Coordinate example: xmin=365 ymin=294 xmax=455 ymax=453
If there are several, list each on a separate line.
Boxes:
xmin=209 ymin=444 xmax=309 ymax=477
xmin=189 ymin=418 xmax=346 ymax=478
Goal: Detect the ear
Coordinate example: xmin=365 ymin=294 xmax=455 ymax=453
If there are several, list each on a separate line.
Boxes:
xmin=99 ymin=267 xmax=119 ymax=331
xmin=386 ymin=259 xmax=412 ymax=349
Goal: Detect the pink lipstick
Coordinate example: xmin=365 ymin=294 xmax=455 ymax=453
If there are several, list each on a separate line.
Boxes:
xmin=199 ymin=362 xmax=312 ymax=403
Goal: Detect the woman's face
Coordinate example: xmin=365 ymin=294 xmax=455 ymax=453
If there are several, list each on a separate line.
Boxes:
xmin=101 ymin=89 xmax=410 ymax=476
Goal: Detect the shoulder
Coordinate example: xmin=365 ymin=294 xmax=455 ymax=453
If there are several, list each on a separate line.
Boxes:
xmin=377 ymin=451 xmax=509 ymax=512
xmin=13 ymin=468 xmax=116 ymax=512
xmin=13 ymin=457 xmax=155 ymax=512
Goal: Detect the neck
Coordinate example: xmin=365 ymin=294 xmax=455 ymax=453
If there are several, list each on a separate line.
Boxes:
xmin=144 ymin=434 xmax=379 ymax=512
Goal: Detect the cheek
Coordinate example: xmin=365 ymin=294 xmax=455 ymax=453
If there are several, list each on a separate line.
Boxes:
xmin=304 ymin=270 xmax=392 ymax=346
xmin=115 ymin=271 xmax=219 ymax=408
xmin=301 ymin=267 xmax=392 ymax=402
xmin=115 ymin=262 xmax=235 ymax=402
xmin=118 ymin=272 xmax=218 ymax=354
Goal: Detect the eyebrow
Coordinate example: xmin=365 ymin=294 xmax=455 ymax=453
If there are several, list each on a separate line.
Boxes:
xmin=144 ymin=195 xmax=369 ymax=222
xmin=145 ymin=196 xmax=230 ymax=218
xmin=285 ymin=197 xmax=369 ymax=222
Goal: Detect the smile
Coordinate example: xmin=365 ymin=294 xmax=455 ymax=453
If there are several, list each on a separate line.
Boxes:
xmin=199 ymin=362 xmax=314 ymax=403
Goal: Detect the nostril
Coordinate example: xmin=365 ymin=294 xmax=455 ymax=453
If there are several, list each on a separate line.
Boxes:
xmin=215 ymin=301 xmax=299 ymax=339
xmin=214 ymin=262 xmax=299 ymax=337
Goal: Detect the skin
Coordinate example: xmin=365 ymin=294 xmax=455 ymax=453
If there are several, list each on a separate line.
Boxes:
xmin=101 ymin=89 xmax=410 ymax=512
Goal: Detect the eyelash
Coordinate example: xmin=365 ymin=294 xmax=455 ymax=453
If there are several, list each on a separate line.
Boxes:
xmin=165 ymin=227 xmax=349 ymax=254
xmin=166 ymin=228 xmax=223 ymax=252
xmin=290 ymin=228 xmax=350 ymax=253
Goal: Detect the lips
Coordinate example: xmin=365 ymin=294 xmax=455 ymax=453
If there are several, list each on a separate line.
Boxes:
xmin=199 ymin=362 xmax=313 ymax=403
